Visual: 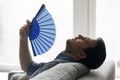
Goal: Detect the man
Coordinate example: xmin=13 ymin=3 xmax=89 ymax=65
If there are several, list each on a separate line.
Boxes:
xmin=19 ymin=20 xmax=106 ymax=79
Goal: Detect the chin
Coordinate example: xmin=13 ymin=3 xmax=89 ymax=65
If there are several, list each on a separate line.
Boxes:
xmin=65 ymin=39 xmax=72 ymax=53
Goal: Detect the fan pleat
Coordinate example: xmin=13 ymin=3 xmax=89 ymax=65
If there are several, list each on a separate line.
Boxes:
xmin=35 ymin=38 xmax=48 ymax=53
xmin=31 ymin=42 xmax=38 ymax=55
xmin=40 ymin=27 xmax=55 ymax=30
xmin=37 ymin=36 xmax=50 ymax=50
xmin=39 ymin=34 xmax=53 ymax=45
xmin=38 ymin=20 xmax=54 ymax=25
xmin=38 ymin=19 xmax=53 ymax=25
xmin=37 ymin=14 xmax=52 ymax=23
xmin=34 ymin=38 xmax=45 ymax=54
xmin=40 ymin=24 xmax=55 ymax=29
xmin=39 ymin=24 xmax=54 ymax=27
xmin=40 ymin=29 xmax=55 ymax=36
xmin=35 ymin=4 xmax=45 ymax=18
xmin=36 ymin=8 xmax=46 ymax=19
xmin=31 ymin=41 xmax=40 ymax=55
xmin=36 ymin=9 xmax=48 ymax=21
xmin=39 ymin=24 xmax=55 ymax=28
xmin=40 ymin=32 xmax=55 ymax=40
xmin=37 ymin=13 xmax=49 ymax=23
xmin=38 ymin=18 xmax=52 ymax=24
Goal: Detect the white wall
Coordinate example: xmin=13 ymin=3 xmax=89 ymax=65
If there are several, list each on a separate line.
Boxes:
xmin=73 ymin=0 xmax=96 ymax=38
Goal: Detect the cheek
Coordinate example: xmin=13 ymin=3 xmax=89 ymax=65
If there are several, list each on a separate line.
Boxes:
xmin=72 ymin=43 xmax=82 ymax=51
xmin=76 ymin=42 xmax=87 ymax=50
xmin=87 ymin=42 xmax=96 ymax=48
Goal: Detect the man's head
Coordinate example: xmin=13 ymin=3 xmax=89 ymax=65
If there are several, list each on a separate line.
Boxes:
xmin=64 ymin=35 xmax=106 ymax=69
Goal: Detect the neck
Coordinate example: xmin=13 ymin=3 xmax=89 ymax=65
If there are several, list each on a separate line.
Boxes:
xmin=61 ymin=51 xmax=81 ymax=61
xmin=69 ymin=53 xmax=81 ymax=61
xmin=61 ymin=50 xmax=73 ymax=54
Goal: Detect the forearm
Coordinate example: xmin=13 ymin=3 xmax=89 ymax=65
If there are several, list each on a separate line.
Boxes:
xmin=19 ymin=38 xmax=32 ymax=72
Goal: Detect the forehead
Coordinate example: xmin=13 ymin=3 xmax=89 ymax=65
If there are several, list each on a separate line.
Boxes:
xmin=82 ymin=37 xmax=98 ymax=48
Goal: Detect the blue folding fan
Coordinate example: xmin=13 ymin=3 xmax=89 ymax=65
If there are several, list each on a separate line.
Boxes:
xmin=29 ymin=4 xmax=56 ymax=56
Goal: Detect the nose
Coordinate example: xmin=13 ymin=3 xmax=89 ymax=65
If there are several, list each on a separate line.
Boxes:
xmin=78 ymin=35 xmax=84 ymax=39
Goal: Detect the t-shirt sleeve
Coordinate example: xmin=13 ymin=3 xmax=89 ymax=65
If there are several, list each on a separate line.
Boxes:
xmin=27 ymin=61 xmax=45 ymax=76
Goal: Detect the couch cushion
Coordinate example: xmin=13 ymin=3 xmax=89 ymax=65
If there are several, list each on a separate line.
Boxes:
xmin=9 ymin=71 xmax=28 ymax=80
xmin=30 ymin=62 xmax=89 ymax=80
xmin=77 ymin=60 xmax=115 ymax=80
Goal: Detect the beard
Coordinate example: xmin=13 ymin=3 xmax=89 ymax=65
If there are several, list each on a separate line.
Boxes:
xmin=64 ymin=39 xmax=73 ymax=54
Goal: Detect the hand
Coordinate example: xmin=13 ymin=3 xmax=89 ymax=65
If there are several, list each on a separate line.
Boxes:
xmin=19 ymin=20 xmax=31 ymax=40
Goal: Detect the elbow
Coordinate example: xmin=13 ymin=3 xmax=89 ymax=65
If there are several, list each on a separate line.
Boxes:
xmin=19 ymin=60 xmax=32 ymax=72
xmin=21 ymin=66 xmax=28 ymax=72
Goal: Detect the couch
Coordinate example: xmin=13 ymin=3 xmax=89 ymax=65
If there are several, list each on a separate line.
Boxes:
xmin=8 ymin=60 xmax=115 ymax=80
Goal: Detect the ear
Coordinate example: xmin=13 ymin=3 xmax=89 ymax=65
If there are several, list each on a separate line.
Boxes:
xmin=77 ymin=51 xmax=87 ymax=59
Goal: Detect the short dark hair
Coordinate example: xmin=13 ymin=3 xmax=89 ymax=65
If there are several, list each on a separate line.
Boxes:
xmin=79 ymin=38 xmax=106 ymax=69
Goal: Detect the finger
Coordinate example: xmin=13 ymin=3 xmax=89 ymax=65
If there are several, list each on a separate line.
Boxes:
xmin=20 ymin=27 xmax=25 ymax=32
xmin=26 ymin=20 xmax=31 ymax=27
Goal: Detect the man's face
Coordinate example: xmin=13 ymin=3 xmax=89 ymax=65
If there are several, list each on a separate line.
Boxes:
xmin=65 ymin=35 xmax=97 ymax=53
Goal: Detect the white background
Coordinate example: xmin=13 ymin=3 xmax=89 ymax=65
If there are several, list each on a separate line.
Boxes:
xmin=0 ymin=0 xmax=73 ymax=65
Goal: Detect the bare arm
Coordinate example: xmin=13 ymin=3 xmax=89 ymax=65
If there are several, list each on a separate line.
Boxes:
xmin=19 ymin=20 xmax=32 ymax=72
